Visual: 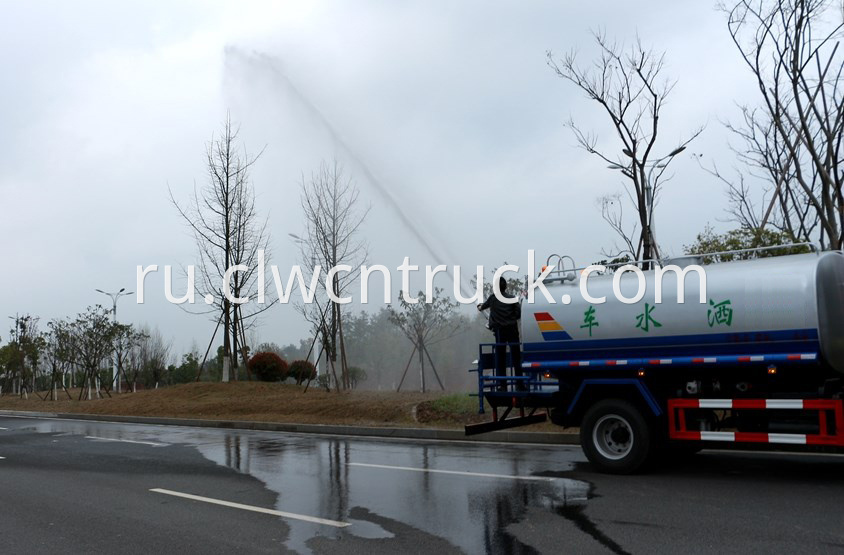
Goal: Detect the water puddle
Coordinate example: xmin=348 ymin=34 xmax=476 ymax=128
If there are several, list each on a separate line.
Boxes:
xmin=8 ymin=418 xmax=596 ymax=554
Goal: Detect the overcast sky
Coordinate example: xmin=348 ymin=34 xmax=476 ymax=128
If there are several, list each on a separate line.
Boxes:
xmin=0 ymin=1 xmax=762 ymax=355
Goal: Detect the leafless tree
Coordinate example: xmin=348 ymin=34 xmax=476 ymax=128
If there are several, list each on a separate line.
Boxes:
xmin=296 ymin=160 xmax=369 ymax=391
xmin=597 ymin=193 xmax=638 ymax=259
xmin=388 ymin=289 xmax=458 ymax=393
xmin=112 ymin=325 xmax=144 ymax=392
xmin=119 ymin=325 xmax=170 ymax=391
xmin=718 ymin=0 xmax=843 ymax=248
xmin=141 ymin=327 xmax=171 ymax=388
xmin=548 ymin=33 xmax=703 ymax=265
xmin=171 ymin=115 xmax=271 ymax=382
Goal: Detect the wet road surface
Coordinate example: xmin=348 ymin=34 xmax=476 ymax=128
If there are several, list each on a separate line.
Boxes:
xmin=0 ymin=415 xmax=843 ymax=554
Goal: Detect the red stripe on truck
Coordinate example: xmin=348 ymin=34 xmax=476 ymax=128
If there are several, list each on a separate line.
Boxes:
xmin=735 ymin=432 xmax=769 ymax=442
xmin=804 ymin=399 xmax=838 ymax=410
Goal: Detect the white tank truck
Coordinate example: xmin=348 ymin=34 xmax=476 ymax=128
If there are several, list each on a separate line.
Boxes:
xmin=466 ymin=245 xmax=844 ymax=473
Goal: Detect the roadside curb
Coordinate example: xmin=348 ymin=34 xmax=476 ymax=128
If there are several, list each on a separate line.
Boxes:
xmin=0 ymin=410 xmax=580 ymax=446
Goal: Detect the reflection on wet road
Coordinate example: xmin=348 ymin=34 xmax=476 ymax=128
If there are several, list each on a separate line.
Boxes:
xmin=0 ymin=416 xmax=588 ymax=553
xmin=192 ymin=429 xmax=587 ymax=553
xmin=3 ymin=415 xmax=844 ymax=554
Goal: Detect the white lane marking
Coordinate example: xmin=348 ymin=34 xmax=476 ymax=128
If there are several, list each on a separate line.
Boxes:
xmin=149 ymin=488 xmax=349 ymax=528
xmin=0 ymin=427 xmax=9 ymax=430
xmin=85 ymin=436 xmax=167 ymax=447
xmin=348 ymin=462 xmax=557 ymax=482
xmin=0 ymin=456 xmax=5 ymax=459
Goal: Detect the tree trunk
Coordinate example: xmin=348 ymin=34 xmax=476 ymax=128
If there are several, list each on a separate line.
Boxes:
xmin=231 ymin=306 xmax=239 ymax=382
xmin=328 ymin=355 xmax=340 ymax=393
xmin=222 ymin=299 xmax=231 ymax=383
xmin=338 ymin=308 xmax=350 ymax=390
xmin=418 ymin=339 xmax=426 ymax=393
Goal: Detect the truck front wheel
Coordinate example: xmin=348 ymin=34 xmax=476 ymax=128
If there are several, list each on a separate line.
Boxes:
xmin=580 ymin=399 xmax=653 ymax=474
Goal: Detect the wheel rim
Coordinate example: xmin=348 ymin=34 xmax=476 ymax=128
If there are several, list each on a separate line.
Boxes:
xmin=592 ymin=414 xmax=634 ymax=460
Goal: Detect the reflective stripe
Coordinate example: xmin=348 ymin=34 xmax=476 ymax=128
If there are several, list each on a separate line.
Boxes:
xmin=768 ymin=433 xmax=807 ymax=444
xmin=766 ymin=399 xmax=804 ymax=409
xmin=701 ymin=431 xmax=734 ymax=441
xmin=699 ymin=399 xmax=732 ymax=409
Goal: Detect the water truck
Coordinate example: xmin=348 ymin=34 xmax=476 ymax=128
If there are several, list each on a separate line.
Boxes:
xmin=466 ymin=245 xmax=844 ymax=473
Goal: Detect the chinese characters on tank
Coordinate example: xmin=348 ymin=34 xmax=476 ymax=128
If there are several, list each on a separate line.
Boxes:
xmin=635 ymin=303 xmax=662 ymax=332
xmin=580 ymin=305 xmax=599 ymax=337
xmin=708 ymin=298 xmax=733 ymax=327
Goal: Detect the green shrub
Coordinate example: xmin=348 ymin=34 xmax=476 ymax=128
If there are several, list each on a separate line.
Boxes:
xmin=316 ymin=373 xmax=331 ymax=390
xmin=348 ymin=366 xmax=367 ymax=389
xmin=289 ymin=359 xmax=317 ymax=385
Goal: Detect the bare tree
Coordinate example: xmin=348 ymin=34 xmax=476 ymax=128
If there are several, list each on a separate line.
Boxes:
xmin=548 ymin=33 xmax=703 ymax=264
xmin=719 ymin=0 xmax=843 ymax=248
xmin=597 ymin=193 xmax=638 ymax=259
xmin=171 ymin=115 xmax=271 ymax=382
xmin=296 ymin=160 xmax=369 ymax=391
xmin=388 ymin=289 xmax=458 ymax=393
xmin=143 ymin=327 xmax=172 ymax=388
xmin=118 ymin=325 xmax=174 ymax=392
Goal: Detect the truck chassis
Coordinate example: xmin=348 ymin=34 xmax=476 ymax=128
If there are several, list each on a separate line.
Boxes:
xmin=466 ymin=342 xmax=844 ymax=473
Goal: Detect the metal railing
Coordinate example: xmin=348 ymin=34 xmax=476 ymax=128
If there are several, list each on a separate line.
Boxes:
xmin=541 ymin=242 xmax=818 ymax=282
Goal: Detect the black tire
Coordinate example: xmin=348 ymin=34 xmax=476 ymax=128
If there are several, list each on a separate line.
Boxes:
xmin=580 ymin=399 xmax=653 ymax=474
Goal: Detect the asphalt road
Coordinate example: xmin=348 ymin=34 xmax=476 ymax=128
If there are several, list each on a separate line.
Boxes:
xmin=1 ymin=415 xmax=843 ymax=554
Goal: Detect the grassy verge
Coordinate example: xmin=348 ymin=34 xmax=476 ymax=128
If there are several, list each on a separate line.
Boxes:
xmin=0 ymin=382 xmax=564 ymax=432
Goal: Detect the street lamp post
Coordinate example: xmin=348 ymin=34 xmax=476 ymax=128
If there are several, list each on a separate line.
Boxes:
xmin=607 ymin=146 xmax=687 ymax=265
xmin=96 ymin=287 xmax=134 ymax=392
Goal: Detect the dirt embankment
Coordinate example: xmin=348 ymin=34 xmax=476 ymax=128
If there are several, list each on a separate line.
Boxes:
xmin=0 ymin=382 xmax=561 ymax=431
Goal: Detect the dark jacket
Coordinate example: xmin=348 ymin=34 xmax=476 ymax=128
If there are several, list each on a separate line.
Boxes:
xmin=479 ymin=291 xmax=521 ymax=329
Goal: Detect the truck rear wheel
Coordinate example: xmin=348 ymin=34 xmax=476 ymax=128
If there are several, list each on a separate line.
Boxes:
xmin=581 ymin=399 xmax=653 ymax=474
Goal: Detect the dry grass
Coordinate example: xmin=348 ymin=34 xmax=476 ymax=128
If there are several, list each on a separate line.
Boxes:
xmin=0 ymin=382 xmax=562 ymax=431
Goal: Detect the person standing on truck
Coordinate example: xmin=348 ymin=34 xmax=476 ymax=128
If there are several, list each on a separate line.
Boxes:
xmin=478 ymin=276 xmax=522 ymax=390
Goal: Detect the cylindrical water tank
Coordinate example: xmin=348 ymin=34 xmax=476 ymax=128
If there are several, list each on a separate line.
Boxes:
xmin=520 ymin=251 xmax=844 ymax=372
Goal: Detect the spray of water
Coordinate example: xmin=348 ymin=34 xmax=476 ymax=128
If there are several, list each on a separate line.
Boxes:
xmin=224 ymin=46 xmax=472 ymax=297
